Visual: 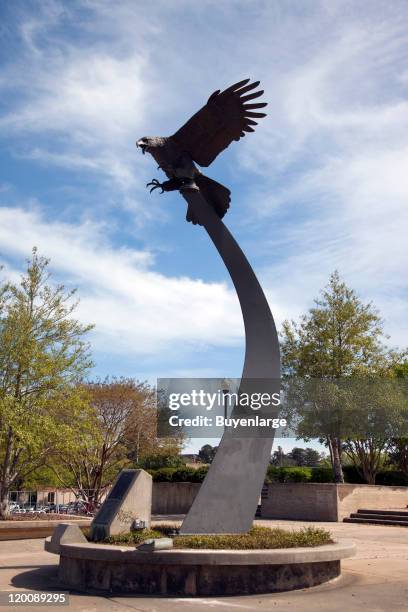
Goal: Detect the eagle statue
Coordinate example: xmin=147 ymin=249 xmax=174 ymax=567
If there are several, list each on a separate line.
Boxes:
xmin=136 ymin=78 xmax=267 ymax=224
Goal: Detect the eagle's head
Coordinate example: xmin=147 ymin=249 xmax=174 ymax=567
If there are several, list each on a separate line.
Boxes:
xmin=136 ymin=136 xmax=165 ymax=155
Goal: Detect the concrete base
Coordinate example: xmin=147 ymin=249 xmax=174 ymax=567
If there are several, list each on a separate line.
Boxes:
xmin=59 ymin=556 xmax=340 ymax=595
xmin=46 ymin=523 xmax=88 ymax=554
xmin=0 ymin=518 xmax=91 ymax=540
xmin=45 ymin=538 xmax=355 ymax=596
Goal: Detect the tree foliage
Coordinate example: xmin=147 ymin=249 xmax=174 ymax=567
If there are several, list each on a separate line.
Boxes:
xmin=280 ymin=271 xmax=405 ymax=483
xmin=0 ymin=250 xmax=93 ymax=517
xmin=51 ymin=377 xmax=157 ymax=506
xmin=198 ymin=444 xmax=218 ymax=464
xmin=341 ymin=378 xmax=407 ymax=483
xmin=270 ymin=446 xmax=322 ymax=467
xmin=289 ymin=447 xmax=322 ymax=467
xmin=386 ymin=363 xmax=408 ymax=477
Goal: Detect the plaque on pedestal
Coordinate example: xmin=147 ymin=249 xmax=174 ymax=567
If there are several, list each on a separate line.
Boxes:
xmin=90 ymin=469 xmax=152 ymax=541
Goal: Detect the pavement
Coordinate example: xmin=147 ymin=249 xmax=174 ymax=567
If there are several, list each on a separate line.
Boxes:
xmin=0 ymin=519 xmax=407 ymax=611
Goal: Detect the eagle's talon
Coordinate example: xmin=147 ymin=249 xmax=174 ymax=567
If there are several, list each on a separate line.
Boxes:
xmin=146 ymin=179 xmax=164 ymax=194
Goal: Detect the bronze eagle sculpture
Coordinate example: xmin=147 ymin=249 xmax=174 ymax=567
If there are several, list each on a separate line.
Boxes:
xmin=136 ymin=78 xmax=267 ymax=224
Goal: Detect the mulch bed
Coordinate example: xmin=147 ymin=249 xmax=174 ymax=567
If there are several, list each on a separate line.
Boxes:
xmin=6 ymin=513 xmax=90 ymax=521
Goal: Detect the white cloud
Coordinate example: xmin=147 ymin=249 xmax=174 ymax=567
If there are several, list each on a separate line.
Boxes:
xmin=3 ymin=53 xmax=149 ymax=143
xmin=0 ymin=0 xmax=407 ymax=363
xmin=1 ymin=52 xmax=150 ymax=194
xmin=0 ymin=206 xmax=243 ymax=355
xmin=256 ymin=143 xmax=408 ymax=347
xmin=230 ymin=10 xmax=408 ymax=348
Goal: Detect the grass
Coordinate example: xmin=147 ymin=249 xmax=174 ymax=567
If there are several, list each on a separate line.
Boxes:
xmin=102 ymin=528 xmax=165 ymax=545
xmin=98 ymin=525 xmax=333 ymax=549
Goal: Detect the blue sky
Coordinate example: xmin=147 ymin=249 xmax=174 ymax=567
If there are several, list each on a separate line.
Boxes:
xmin=1 ymin=1 xmax=407 ymax=452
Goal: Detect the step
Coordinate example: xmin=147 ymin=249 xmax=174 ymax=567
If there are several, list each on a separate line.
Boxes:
xmin=356 ymin=508 xmax=408 ymax=517
xmin=351 ymin=512 xmax=408 ymax=521
xmin=344 ymin=517 xmax=408 ymax=527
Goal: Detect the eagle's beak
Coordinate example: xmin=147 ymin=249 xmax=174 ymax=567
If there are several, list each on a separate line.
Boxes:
xmin=136 ymin=139 xmax=146 ymax=154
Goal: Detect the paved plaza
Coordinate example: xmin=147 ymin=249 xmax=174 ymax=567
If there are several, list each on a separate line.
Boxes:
xmin=0 ymin=519 xmax=407 ymax=611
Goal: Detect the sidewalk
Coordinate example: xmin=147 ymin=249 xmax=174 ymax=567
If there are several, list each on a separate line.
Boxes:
xmin=0 ymin=519 xmax=407 ymax=611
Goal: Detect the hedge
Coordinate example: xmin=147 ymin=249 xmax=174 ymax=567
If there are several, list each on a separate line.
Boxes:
xmin=265 ymin=465 xmax=408 ymax=485
xmin=342 ymin=465 xmax=366 ymax=484
xmin=148 ymin=465 xmax=209 ymax=482
xmin=147 ymin=464 xmax=407 ymax=486
xmin=266 ymin=466 xmax=312 ymax=483
xmin=375 ymin=470 xmax=408 ymax=486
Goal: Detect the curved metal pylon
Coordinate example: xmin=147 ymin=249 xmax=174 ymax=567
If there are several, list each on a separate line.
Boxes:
xmin=179 ymin=190 xmax=280 ymax=534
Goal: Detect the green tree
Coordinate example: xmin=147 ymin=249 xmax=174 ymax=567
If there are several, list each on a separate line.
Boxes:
xmin=287 ymin=447 xmax=307 ymax=466
xmin=270 ymin=446 xmax=295 ymax=467
xmin=394 ymin=362 xmax=408 ymax=378
xmin=137 ymin=449 xmax=184 ymax=470
xmin=280 ymin=271 xmax=399 ymax=483
xmin=342 ymin=378 xmax=407 ymax=483
xmin=388 ymin=438 xmax=408 ymax=476
xmin=387 ymin=362 xmax=408 ymax=477
xmin=304 ymin=448 xmax=322 ymax=467
xmin=51 ymin=378 xmax=157 ymax=508
xmin=0 ymin=250 xmax=93 ymax=518
xmin=198 ymin=444 xmax=218 ymax=464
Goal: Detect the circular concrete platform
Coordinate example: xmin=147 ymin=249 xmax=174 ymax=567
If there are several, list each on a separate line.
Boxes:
xmin=46 ymin=538 xmax=356 ymax=595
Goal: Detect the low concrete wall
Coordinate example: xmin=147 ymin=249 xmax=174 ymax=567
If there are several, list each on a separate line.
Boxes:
xmin=261 ymin=483 xmax=408 ymax=521
xmin=0 ymin=519 xmax=91 ymax=540
xmin=152 ymin=482 xmax=200 ymax=515
xmin=52 ymin=539 xmax=355 ymax=595
xmin=261 ymin=484 xmax=339 ymax=521
xmin=336 ymin=484 xmax=408 ymax=521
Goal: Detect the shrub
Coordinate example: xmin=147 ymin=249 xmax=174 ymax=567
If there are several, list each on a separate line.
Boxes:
xmin=171 ymin=467 xmax=198 ymax=482
xmin=190 ymin=465 xmax=209 ymax=482
xmin=148 ymin=463 xmax=406 ymax=486
xmin=375 ymin=470 xmax=408 ymax=486
xmin=147 ymin=465 xmax=209 ymax=482
xmin=287 ymin=467 xmax=313 ymax=482
xmin=342 ymin=465 xmax=366 ymax=484
xmin=137 ymin=453 xmax=185 ymax=470
xmin=101 ymin=525 xmax=333 ymax=550
xmin=102 ymin=528 xmax=163 ymax=545
xmin=172 ymin=526 xmax=333 ymax=549
xmin=149 ymin=467 xmax=175 ymax=482
xmin=266 ymin=466 xmax=312 ymax=483
xmin=310 ymin=466 xmax=334 ymax=483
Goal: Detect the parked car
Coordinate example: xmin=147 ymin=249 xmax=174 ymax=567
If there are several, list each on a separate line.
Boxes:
xmin=22 ymin=504 xmax=36 ymax=512
xmin=70 ymin=500 xmax=101 ymax=516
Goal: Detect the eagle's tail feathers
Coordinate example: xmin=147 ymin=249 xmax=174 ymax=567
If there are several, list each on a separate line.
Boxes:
xmin=186 ymin=175 xmax=231 ymax=225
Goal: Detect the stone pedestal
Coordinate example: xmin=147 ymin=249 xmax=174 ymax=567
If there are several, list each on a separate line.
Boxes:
xmin=90 ymin=469 xmax=152 ymax=541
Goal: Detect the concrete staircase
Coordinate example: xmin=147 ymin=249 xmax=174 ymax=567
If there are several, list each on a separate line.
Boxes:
xmin=344 ymin=508 xmax=408 ymax=527
xmin=255 ymin=484 xmax=269 ymax=517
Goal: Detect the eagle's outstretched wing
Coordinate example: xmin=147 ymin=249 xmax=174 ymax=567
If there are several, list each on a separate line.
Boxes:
xmin=170 ymin=79 xmax=267 ymax=168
